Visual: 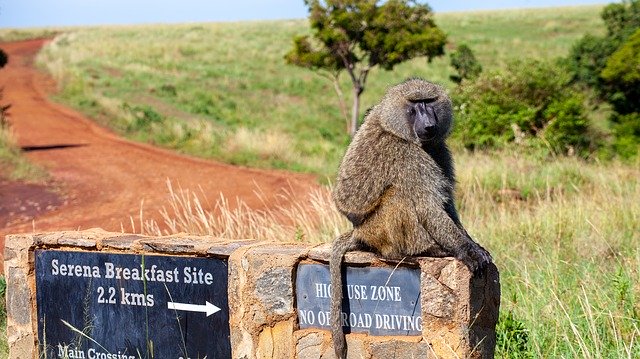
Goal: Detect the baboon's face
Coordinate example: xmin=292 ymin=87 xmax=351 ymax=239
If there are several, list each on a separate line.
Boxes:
xmin=407 ymin=98 xmax=439 ymax=142
xmin=379 ymin=78 xmax=452 ymax=145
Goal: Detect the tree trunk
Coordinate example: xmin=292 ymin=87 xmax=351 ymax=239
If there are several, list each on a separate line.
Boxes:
xmin=350 ymin=86 xmax=362 ymax=137
xmin=330 ymin=75 xmax=350 ymax=133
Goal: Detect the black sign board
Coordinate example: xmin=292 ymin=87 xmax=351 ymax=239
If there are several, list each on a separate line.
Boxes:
xmin=296 ymin=264 xmax=422 ymax=336
xmin=35 ymin=250 xmax=231 ymax=359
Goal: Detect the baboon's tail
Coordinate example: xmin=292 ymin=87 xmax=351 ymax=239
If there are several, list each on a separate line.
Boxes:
xmin=330 ymin=230 xmax=357 ymax=359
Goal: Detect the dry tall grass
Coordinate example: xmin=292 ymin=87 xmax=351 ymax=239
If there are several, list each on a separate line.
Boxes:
xmin=138 ymin=179 xmax=348 ymax=243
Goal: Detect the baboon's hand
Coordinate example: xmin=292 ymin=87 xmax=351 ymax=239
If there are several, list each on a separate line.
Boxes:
xmin=456 ymin=241 xmax=492 ymax=273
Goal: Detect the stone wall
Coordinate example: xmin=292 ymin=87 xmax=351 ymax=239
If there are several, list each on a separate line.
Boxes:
xmin=4 ymin=229 xmax=500 ymax=358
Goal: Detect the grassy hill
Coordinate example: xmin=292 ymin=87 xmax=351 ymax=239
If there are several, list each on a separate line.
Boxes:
xmin=34 ymin=5 xmax=605 ymax=178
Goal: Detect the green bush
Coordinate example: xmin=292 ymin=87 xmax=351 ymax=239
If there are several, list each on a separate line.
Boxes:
xmin=601 ymin=0 xmax=640 ymax=42
xmin=449 ymin=44 xmax=482 ymax=84
xmin=610 ymin=112 xmax=640 ymax=158
xmin=452 ymin=60 xmax=597 ymax=156
xmin=599 ymin=27 xmax=640 ymax=159
xmin=565 ymin=34 xmax=617 ymax=89
xmin=601 ymin=28 xmax=640 ymax=114
xmin=542 ymin=95 xmax=592 ymax=154
xmin=567 ymin=0 xmax=640 ymax=94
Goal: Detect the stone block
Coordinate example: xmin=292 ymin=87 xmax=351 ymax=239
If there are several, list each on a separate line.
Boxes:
xmin=257 ymin=320 xmax=295 ymax=359
xmin=4 ymin=234 xmax=37 ymax=359
xmin=58 ymin=228 xmax=109 ymax=247
xmin=418 ymin=260 xmax=500 ymax=359
xmin=207 ymin=239 xmax=261 ymax=257
xmin=140 ymin=236 xmax=201 ymax=253
xmin=370 ymin=339 xmax=433 ymax=359
xmin=228 ymin=243 xmax=308 ymax=358
xmin=101 ymin=235 xmax=144 ymax=250
xmin=294 ymin=331 xmax=370 ymax=359
xmin=295 ymin=331 xmax=324 ymax=358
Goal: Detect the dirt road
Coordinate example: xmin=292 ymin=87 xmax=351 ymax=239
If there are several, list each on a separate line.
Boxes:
xmin=0 ymin=39 xmax=319 ymax=254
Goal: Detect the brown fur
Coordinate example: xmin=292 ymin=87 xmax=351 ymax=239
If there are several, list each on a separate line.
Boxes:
xmin=329 ymin=78 xmax=492 ymax=358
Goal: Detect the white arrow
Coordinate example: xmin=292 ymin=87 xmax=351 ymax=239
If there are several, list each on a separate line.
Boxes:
xmin=167 ymin=301 xmax=221 ymax=317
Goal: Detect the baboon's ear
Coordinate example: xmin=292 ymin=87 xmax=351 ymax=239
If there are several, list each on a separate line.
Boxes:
xmin=374 ymin=101 xmax=412 ymax=143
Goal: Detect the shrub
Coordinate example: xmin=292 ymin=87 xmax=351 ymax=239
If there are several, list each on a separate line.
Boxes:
xmin=601 ymin=0 xmax=640 ymax=42
xmin=565 ymin=34 xmax=617 ymax=89
xmin=449 ymin=44 xmax=482 ymax=84
xmin=601 ymin=28 xmax=640 ymax=114
xmin=452 ymin=60 xmax=597 ymax=156
xmin=598 ymin=28 xmax=640 ymax=159
xmin=567 ymin=1 xmax=640 ymax=93
xmin=610 ymin=112 xmax=640 ymax=158
xmin=542 ymin=95 xmax=592 ymax=154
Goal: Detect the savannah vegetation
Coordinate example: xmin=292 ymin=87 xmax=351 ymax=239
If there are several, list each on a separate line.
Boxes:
xmin=32 ymin=5 xmax=608 ymax=178
xmin=0 ymin=2 xmax=638 ymax=358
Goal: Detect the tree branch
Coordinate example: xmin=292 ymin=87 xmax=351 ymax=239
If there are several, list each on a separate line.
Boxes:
xmin=358 ymin=66 xmax=371 ymax=92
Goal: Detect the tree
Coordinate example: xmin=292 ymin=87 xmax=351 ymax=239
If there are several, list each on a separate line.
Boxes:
xmin=285 ymin=0 xmax=447 ymax=136
xmin=601 ymin=28 xmax=640 ymax=158
xmin=601 ymin=28 xmax=640 ymax=114
xmin=449 ymin=44 xmax=482 ymax=84
xmin=567 ymin=0 xmax=640 ymax=93
xmin=564 ymin=0 xmax=640 ymax=159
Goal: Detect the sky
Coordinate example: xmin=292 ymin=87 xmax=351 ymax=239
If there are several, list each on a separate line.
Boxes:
xmin=1 ymin=0 xmax=611 ymax=29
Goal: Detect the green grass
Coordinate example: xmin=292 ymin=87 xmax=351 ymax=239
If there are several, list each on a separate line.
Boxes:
xmin=454 ymin=151 xmax=640 ymax=358
xmin=34 ymin=5 xmax=605 ymax=179
xmin=436 ymin=6 xmax=606 ymax=68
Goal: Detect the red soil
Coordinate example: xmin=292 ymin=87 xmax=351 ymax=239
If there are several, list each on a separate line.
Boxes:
xmin=0 ymin=39 xmax=319 ymax=267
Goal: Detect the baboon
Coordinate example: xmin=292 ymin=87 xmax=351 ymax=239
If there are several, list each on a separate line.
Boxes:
xmin=329 ymin=78 xmax=492 ymax=359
